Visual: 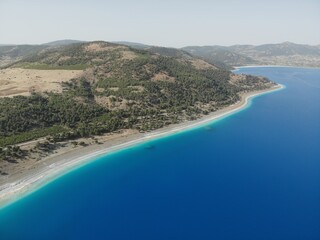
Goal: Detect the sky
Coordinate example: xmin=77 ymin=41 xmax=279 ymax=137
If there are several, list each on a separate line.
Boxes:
xmin=0 ymin=0 xmax=319 ymax=47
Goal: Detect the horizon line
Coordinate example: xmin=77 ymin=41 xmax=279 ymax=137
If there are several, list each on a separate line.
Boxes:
xmin=0 ymin=39 xmax=319 ymax=48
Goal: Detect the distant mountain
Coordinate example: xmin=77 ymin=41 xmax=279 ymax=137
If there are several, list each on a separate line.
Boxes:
xmin=0 ymin=45 xmax=48 ymax=67
xmin=228 ymin=42 xmax=320 ymax=57
xmin=43 ymin=39 xmax=85 ymax=46
xmin=0 ymin=45 xmax=46 ymax=57
xmin=182 ymin=46 xmax=256 ymax=69
xmin=183 ymin=42 xmax=320 ymax=68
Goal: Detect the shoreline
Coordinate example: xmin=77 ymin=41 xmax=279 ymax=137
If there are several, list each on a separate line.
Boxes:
xmin=233 ymin=65 xmax=320 ymax=70
xmin=0 ymin=84 xmax=284 ymax=209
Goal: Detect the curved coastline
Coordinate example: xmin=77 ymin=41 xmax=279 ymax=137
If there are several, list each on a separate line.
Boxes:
xmin=0 ymin=83 xmax=284 ymax=209
xmin=233 ymin=65 xmax=320 ymax=71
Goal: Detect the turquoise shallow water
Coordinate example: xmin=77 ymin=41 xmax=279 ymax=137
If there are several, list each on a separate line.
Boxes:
xmin=0 ymin=67 xmax=319 ymax=240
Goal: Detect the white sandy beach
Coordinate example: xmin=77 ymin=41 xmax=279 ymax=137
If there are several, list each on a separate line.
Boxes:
xmin=0 ymin=84 xmax=284 ymax=208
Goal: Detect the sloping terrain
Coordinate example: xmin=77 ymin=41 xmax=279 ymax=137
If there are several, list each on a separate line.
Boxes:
xmin=0 ymin=41 xmax=275 ymax=161
xmin=0 ymin=45 xmax=47 ymax=67
xmin=0 ymin=68 xmax=83 ymax=97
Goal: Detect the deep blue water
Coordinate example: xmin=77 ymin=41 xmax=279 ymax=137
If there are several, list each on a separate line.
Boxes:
xmin=0 ymin=67 xmax=319 ymax=240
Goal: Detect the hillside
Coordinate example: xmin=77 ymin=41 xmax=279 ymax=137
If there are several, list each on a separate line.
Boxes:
xmin=0 ymin=45 xmax=47 ymax=67
xmin=0 ymin=40 xmax=85 ymax=67
xmin=183 ymin=46 xmax=256 ymax=68
xmin=183 ymin=42 xmax=320 ymax=68
xmin=116 ymin=42 xmax=231 ymax=70
xmin=0 ymin=41 xmax=275 ymax=163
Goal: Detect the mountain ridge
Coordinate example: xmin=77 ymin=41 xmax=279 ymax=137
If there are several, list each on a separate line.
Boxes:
xmin=2 ymin=40 xmax=319 ymax=68
xmin=183 ymin=42 xmax=320 ymax=68
xmin=42 ymin=39 xmax=86 ymax=46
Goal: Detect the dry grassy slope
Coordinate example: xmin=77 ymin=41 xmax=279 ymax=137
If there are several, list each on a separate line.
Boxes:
xmin=0 ymin=68 xmax=83 ymax=97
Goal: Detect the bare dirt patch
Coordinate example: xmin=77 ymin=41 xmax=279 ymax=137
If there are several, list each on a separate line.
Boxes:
xmin=0 ymin=68 xmax=83 ymax=97
xmin=152 ymin=71 xmax=175 ymax=82
xmin=121 ymin=50 xmax=138 ymax=60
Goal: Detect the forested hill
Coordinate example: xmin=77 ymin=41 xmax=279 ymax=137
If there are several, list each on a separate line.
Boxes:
xmin=0 ymin=41 xmax=275 ymax=159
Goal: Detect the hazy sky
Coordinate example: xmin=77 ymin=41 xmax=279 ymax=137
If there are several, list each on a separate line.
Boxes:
xmin=0 ymin=0 xmax=319 ymax=47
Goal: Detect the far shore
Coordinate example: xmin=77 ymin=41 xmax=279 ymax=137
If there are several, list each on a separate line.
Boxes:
xmin=233 ymin=65 xmax=320 ymax=70
xmin=0 ymin=84 xmax=284 ymax=209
